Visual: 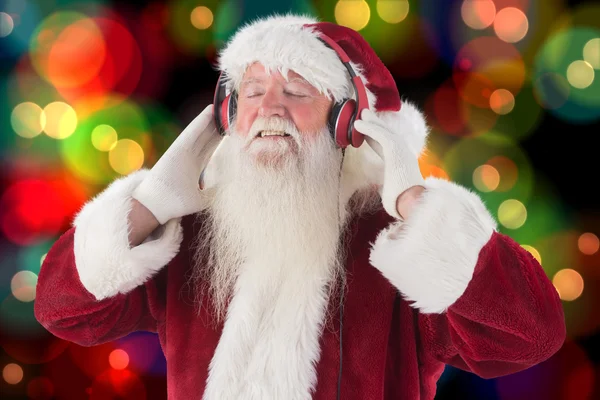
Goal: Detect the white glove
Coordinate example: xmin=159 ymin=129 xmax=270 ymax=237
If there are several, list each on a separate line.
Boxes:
xmin=132 ymin=104 xmax=223 ymax=224
xmin=353 ymin=108 xmax=425 ymax=220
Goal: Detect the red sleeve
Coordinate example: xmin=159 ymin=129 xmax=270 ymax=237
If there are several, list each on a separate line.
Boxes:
xmin=417 ymin=231 xmax=566 ymax=378
xmin=34 ymin=227 xmax=166 ymax=347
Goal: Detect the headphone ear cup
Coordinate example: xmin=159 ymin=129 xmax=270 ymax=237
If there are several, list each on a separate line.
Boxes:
xmin=329 ymin=99 xmax=356 ymax=148
xmin=227 ymin=92 xmax=238 ymax=130
xmin=219 ymin=94 xmax=231 ymax=132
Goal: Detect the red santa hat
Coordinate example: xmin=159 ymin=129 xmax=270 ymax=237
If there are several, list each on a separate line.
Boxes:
xmin=216 ymin=13 xmax=430 ymax=159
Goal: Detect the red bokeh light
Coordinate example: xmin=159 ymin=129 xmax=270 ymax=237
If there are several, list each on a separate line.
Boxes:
xmin=453 ymin=36 xmax=525 ymax=107
xmin=27 ymin=376 xmax=55 ymax=400
xmin=57 ymin=17 xmax=143 ymax=106
xmin=90 ymin=369 xmax=147 ymax=400
xmin=0 ymin=179 xmax=66 ymax=245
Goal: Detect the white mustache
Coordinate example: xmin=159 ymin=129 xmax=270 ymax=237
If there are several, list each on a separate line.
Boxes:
xmin=247 ymin=117 xmax=300 ymax=142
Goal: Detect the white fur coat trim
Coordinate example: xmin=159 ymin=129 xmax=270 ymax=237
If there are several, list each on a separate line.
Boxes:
xmin=369 ymin=177 xmax=498 ymax=314
xmin=73 ymin=169 xmax=183 ymax=301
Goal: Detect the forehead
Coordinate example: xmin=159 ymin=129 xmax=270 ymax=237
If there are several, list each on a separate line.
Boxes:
xmin=242 ymin=63 xmax=311 ymax=85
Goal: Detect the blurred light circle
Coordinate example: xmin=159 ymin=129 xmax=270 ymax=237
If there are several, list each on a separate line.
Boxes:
xmin=461 ymin=0 xmax=496 ymax=30
xmin=190 ymin=6 xmax=213 ymax=30
xmin=11 ymin=270 xmax=37 ymax=302
xmin=578 ymin=232 xmax=599 ymax=255
xmin=486 ymin=155 xmax=518 ymax=192
xmin=43 ymin=101 xmax=77 ymax=139
xmin=116 ymin=332 xmax=165 ymax=375
xmin=108 ymin=139 xmax=144 ymax=176
xmin=11 ymin=102 xmax=46 ymax=138
xmin=442 ymin=133 xmax=534 ymax=213
xmin=0 ymin=12 xmax=14 ymax=37
xmin=27 ymin=376 xmax=54 ymax=400
xmin=0 ymin=295 xmax=47 ymax=337
xmin=335 ymin=0 xmax=370 ymax=31
xmin=493 ymin=7 xmax=529 ymax=43
xmin=533 ymin=72 xmax=570 ymax=109
xmin=534 ymin=28 xmax=600 ymax=123
xmin=47 ymin=18 xmax=107 ymax=89
xmin=0 ymin=327 xmax=70 ymax=364
xmin=521 ymin=244 xmax=542 ymax=265
xmin=489 ymin=89 xmax=515 ymax=114
xmin=0 ymin=179 xmax=65 ymax=245
xmin=583 ymin=38 xmax=600 ymax=69
xmin=496 ymin=340 xmax=593 ymax=400
xmin=109 ymin=349 xmax=129 ymax=370
xmin=454 ymin=36 xmax=526 ymax=107
xmin=431 ymin=83 xmax=469 ymax=135
xmin=31 ymin=13 xmax=143 ymax=105
xmin=498 ymin=199 xmax=527 ymax=229
xmin=553 ymin=268 xmax=584 ymax=301
xmin=491 ymin=84 xmax=544 ymax=141
xmin=472 ymin=164 xmax=500 ymax=192
xmin=376 ymin=0 xmax=409 ymax=24
xmin=29 ymin=12 xmax=106 ymax=88
xmin=90 ymin=369 xmax=146 ymax=400
xmin=69 ymin=342 xmax=114 ymax=379
xmin=60 ymin=96 xmax=148 ymax=185
xmin=91 ymin=124 xmax=118 ymax=151
xmin=3 ymin=363 xmax=23 ymax=384
xmin=566 ymin=60 xmax=594 ymax=89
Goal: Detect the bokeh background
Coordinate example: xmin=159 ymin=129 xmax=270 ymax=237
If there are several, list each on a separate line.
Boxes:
xmin=1 ymin=0 xmax=599 ymax=398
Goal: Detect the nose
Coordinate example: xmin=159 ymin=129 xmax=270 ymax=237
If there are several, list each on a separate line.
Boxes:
xmin=258 ymin=88 xmax=286 ymax=119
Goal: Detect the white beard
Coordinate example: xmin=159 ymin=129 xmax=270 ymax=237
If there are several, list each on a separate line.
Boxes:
xmin=191 ymin=118 xmax=353 ymax=399
xmin=191 ymin=118 xmax=349 ymax=325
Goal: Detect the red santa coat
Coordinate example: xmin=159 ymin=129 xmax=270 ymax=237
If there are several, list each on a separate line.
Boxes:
xmin=34 ymin=169 xmax=566 ymax=399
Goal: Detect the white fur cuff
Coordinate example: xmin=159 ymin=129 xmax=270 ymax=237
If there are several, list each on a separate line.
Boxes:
xmin=73 ymin=169 xmax=184 ymax=301
xmin=369 ymin=177 xmax=498 ymax=314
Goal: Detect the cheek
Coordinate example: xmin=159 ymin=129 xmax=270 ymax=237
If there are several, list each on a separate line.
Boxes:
xmin=234 ymin=102 xmax=256 ymax=137
xmin=292 ymin=105 xmax=330 ymax=134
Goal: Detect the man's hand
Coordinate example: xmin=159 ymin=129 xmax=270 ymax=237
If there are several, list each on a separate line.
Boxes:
xmin=354 ymin=109 xmax=425 ymax=220
xmin=132 ymin=104 xmax=223 ymax=225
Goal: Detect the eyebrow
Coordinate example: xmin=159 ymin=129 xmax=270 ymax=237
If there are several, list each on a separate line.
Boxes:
xmin=240 ymin=77 xmax=311 ymax=86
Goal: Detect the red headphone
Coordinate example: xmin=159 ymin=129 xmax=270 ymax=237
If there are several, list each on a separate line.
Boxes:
xmin=212 ymin=33 xmax=369 ymax=148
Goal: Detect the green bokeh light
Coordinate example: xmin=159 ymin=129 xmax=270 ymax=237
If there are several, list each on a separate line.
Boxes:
xmin=60 ymin=96 xmax=149 ymax=185
xmin=442 ymin=131 xmax=535 ymax=223
xmin=490 ymin=84 xmax=544 ymax=142
xmin=533 ymin=27 xmax=600 ymax=124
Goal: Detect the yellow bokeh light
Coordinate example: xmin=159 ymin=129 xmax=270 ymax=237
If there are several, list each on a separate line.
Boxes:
xmin=498 ymin=199 xmax=527 ymax=229
xmin=553 ymin=268 xmax=584 ymax=301
xmin=11 ymin=102 xmax=46 ymax=138
xmin=108 ymin=139 xmax=145 ymax=175
xmin=521 ymin=245 xmax=542 ymax=265
xmin=43 ymin=101 xmax=78 ymax=139
xmin=578 ymin=232 xmax=599 ymax=255
xmin=41 ymin=253 xmax=47 ymax=265
xmin=472 ymin=164 xmax=500 ymax=192
xmin=493 ymin=7 xmax=529 ymax=43
xmin=91 ymin=124 xmax=118 ymax=152
xmin=583 ymin=38 xmax=600 ymax=69
xmin=0 ymin=12 xmax=14 ymax=38
xmin=109 ymin=349 xmax=130 ymax=370
xmin=377 ymin=0 xmax=409 ymax=24
xmin=461 ymin=0 xmax=496 ymax=30
xmin=489 ymin=89 xmax=515 ymax=115
xmin=335 ymin=0 xmax=371 ymax=31
xmin=2 ymin=363 xmax=23 ymax=385
xmin=11 ymin=271 xmax=37 ymax=302
xmin=190 ymin=6 xmax=213 ymax=30
xmin=567 ymin=60 xmax=595 ymax=89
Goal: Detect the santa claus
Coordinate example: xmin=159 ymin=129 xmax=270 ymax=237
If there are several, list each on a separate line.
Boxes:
xmin=35 ymin=14 xmax=566 ymax=400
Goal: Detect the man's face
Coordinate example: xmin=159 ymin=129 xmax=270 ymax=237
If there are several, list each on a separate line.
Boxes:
xmin=234 ymin=63 xmax=333 ymax=158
